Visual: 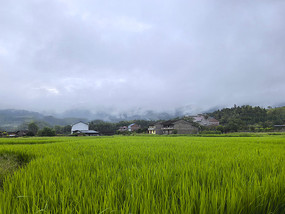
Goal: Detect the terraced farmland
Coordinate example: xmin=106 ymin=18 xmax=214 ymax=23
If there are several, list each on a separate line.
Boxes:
xmin=0 ymin=136 xmax=284 ymax=213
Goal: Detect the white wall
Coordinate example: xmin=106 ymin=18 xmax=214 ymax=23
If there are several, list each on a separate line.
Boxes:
xmin=71 ymin=122 xmax=89 ymax=133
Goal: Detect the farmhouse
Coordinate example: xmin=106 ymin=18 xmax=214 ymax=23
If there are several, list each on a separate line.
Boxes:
xmin=72 ymin=130 xmax=99 ymax=136
xmin=148 ymin=119 xmax=198 ymax=135
xmin=71 ymin=121 xmax=99 ymax=136
xmin=274 ymin=125 xmax=285 ymax=131
xmin=128 ymin=123 xmax=141 ymax=132
xmin=148 ymin=123 xmax=163 ymax=135
xmin=118 ymin=126 xmax=128 ymax=132
xmin=0 ymin=130 xmax=29 ymax=138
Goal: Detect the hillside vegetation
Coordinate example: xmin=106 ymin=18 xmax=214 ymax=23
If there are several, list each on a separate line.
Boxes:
xmin=208 ymin=105 xmax=285 ymax=132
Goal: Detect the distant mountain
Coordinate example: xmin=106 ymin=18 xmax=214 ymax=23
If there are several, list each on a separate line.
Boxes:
xmin=0 ymin=108 xmax=186 ymax=131
xmin=0 ymin=109 xmax=42 ymax=131
xmin=0 ymin=106 xmax=208 ymax=131
xmin=0 ymin=109 xmax=87 ymax=131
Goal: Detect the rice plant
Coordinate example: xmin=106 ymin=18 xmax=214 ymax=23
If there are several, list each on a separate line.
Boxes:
xmin=0 ymin=136 xmax=284 ymax=213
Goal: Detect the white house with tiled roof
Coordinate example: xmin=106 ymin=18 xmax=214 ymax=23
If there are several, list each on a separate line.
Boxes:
xmin=71 ymin=121 xmax=89 ymax=134
xmin=71 ymin=121 xmax=99 ymax=136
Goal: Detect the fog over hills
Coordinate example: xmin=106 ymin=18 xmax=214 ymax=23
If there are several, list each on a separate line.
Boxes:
xmin=1 ymin=102 xmax=285 ymax=131
xmin=0 ymin=105 xmax=211 ymax=131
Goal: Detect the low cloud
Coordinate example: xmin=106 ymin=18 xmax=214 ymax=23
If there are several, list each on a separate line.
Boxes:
xmin=0 ymin=0 xmax=284 ymax=114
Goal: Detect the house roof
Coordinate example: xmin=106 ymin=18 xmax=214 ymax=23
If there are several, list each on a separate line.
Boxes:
xmin=150 ymin=121 xmax=163 ymax=126
xmin=15 ymin=130 xmax=29 ymax=133
xmin=71 ymin=121 xmax=89 ymax=126
xmin=76 ymin=130 xmax=99 ymax=134
xmin=128 ymin=123 xmax=139 ymax=128
xmin=161 ymin=120 xmax=177 ymax=126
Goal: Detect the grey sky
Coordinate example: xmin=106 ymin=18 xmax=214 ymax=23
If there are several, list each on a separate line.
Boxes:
xmin=1 ymin=0 xmax=285 ymax=114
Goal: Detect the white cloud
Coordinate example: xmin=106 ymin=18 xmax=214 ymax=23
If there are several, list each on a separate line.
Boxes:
xmin=93 ymin=15 xmax=152 ymax=33
xmin=30 ymin=87 xmax=60 ymax=96
xmin=45 ymin=87 xmax=60 ymax=95
xmin=0 ymin=45 xmax=8 ymax=56
xmin=0 ymin=0 xmax=284 ymax=113
xmin=114 ymin=16 xmax=152 ymax=33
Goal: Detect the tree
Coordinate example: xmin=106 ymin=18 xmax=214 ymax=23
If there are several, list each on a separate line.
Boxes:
xmin=63 ymin=125 xmax=72 ymax=134
xmin=38 ymin=127 xmax=56 ymax=136
xmin=54 ymin=125 xmax=63 ymax=135
xmin=28 ymin=122 xmax=39 ymax=135
xmin=216 ymin=125 xmax=225 ymax=133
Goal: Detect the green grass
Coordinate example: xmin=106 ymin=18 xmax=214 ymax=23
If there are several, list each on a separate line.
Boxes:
xmin=0 ymin=136 xmax=284 ymax=213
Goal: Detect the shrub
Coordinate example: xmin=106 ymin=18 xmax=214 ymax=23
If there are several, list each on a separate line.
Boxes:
xmin=38 ymin=127 xmax=56 ymax=136
xmin=200 ymin=130 xmax=222 ymax=134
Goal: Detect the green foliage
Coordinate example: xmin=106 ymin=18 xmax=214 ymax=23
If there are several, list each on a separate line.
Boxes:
xmin=216 ymin=125 xmax=225 ymax=133
xmin=62 ymin=125 xmax=71 ymax=134
xmin=26 ymin=131 xmax=35 ymax=136
xmin=209 ymin=105 xmax=285 ymax=132
xmin=0 ymin=136 xmax=284 ymax=213
xmin=54 ymin=125 xmax=63 ymax=135
xmin=28 ymin=122 xmax=38 ymax=135
xmin=210 ymin=105 xmax=267 ymax=126
xmin=89 ymin=120 xmax=155 ymax=135
xmin=89 ymin=120 xmax=117 ymax=135
xmin=37 ymin=127 xmax=56 ymax=136
xmin=267 ymin=106 xmax=285 ymax=124
xmin=116 ymin=130 xmax=131 ymax=135
xmin=200 ymin=130 xmax=222 ymax=134
xmin=53 ymin=125 xmax=72 ymax=135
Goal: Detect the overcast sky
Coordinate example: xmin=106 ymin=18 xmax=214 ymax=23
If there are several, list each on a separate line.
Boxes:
xmin=1 ymin=0 xmax=285 ymax=114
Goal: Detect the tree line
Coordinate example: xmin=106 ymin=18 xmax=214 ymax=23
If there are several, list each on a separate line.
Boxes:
xmin=207 ymin=105 xmax=285 ymax=133
xmin=25 ymin=122 xmax=72 ymax=136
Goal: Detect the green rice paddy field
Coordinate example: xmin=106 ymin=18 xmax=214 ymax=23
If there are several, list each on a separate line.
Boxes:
xmin=0 ymin=135 xmax=284 ymax=213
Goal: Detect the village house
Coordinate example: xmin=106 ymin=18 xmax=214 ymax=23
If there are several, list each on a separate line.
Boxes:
xmin=148 ymin=123 xmax=163 ymax=134
xmin=15 ymin=130 xmax=29 ymax=137
xmin=192 ymin=114 xmax=219 ymax=126
xmin=128 ymin=123 xmax=141 ymax=132
xmin=71 ymin=121 xmax=99 ymax=136
xmin=72 ymin=130 xmax=99 ymax=136
xmin=274 ymin=125 xmax=285 ymax=131
xmin=1 ymin=130 xmax=29 ymax=138
xmin=118 ymin=126 xmax=128 ymax=132
xmin=7 ymin=132 xmax=17 ymax=137
xmin=148 ymin=125 xmax=155 ymax=134
xmin=148 ymin=120 xmax=198 ymax=135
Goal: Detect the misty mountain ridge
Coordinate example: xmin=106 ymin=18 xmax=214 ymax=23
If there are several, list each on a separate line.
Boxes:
xmin=1 ymin=104 xmax=283 ymax=131
xmin=0 ymin=108 xmax=186 ymax=131
xmin=53 ymin=105 xmax=209 ymax=121
xmin=0 ymin=109 xmax=87 ymax=131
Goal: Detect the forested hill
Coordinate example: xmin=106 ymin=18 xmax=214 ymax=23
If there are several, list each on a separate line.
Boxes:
xmin=208 ymin=105 xmax=285 ymax=131
xmin=0 ymin=109 xmax=87 ymax=131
